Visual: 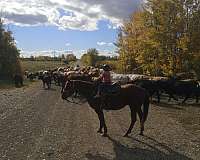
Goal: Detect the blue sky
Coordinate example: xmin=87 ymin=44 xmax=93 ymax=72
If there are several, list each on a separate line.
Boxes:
xmin=1 ymin=0 xmax=142 ymax=58
xmin=10 ymin=20 xmax=117 ymax=57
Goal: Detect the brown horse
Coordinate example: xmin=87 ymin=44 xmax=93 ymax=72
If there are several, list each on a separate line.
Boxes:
xmin=61 ymin=80 xmax=150 ymax=137
xmin=61 ymin=74 xmax=93 ymax=93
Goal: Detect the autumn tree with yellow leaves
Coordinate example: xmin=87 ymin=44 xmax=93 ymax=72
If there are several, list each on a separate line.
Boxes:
xmin=116 ymin=0 xmax=200 ymax=77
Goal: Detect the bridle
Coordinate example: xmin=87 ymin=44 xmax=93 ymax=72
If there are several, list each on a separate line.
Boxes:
xmin=62 ymin=80 xmax=85 ymax=105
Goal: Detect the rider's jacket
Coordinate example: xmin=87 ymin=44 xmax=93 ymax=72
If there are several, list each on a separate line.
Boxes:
xmin=101 ymin=71 xmax=111 ymax=84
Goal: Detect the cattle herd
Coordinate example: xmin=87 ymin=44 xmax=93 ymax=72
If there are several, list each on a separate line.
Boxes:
xmin=18 ymin=66 xmax=200 ymax=104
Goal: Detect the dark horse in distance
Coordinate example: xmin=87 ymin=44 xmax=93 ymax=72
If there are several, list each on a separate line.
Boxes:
xmin=61 ymin=80 xmax=150 ymax=137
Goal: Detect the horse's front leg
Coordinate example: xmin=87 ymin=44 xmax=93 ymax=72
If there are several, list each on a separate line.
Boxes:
xmin=98 ymin=109 xmax=108 ymax=137
xmin=182 ymin=95 xmax=189 ymax=104
xmin=95 ymin=110 xmax=103 ymax=134
xmin=168 ymin=93 xmax=178 ymax=102
xmin=137 ymin=107 xmax=144 ymax=136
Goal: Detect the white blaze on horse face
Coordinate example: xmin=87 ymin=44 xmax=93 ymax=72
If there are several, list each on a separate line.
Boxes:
xmin=64 ymin=81 xmax=71 ymax=91
xmin=62 ymin=81 xmax=74 ymax=97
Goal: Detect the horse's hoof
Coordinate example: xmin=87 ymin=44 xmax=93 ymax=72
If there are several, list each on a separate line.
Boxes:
xmin=123 ymin=134 xmax=130 ymax=137
xmin=123 ymin=134 xmax=128 ymax=137
xmin=139 ymin=132 xmax=144 ymax=136
xmin=97 ymin=130 xmax=103 ymax=134
xmin=102 ymin=133 xmax=108 ymax=137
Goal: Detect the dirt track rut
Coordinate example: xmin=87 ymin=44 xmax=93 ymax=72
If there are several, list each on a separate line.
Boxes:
xmin=0 ymin=82 xmax=200 ymax=160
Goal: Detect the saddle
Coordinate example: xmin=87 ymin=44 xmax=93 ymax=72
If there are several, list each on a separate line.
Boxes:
xmin=101 ymin=82 xmax=121 ymax=96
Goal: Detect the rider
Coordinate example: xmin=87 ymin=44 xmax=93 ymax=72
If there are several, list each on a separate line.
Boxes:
xmin=95 ymin=64 xmax=112 ymax=98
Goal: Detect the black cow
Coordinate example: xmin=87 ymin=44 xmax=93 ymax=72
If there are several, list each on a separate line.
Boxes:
xmin=157 ymin=79 xmax=199 ymax=103
xmin=27 ymin=72 xmax=36 ymax=81
xmin=53 ymin=72 xmax=64 ymax=86
xmin=37 ymin=71 xmax=44 ymax=80
xmin=133 ymin=79 xmax=160 ymax=103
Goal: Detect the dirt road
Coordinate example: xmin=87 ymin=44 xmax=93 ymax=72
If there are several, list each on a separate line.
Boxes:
xmin=0 ymin=82 xmax=199 ymax=160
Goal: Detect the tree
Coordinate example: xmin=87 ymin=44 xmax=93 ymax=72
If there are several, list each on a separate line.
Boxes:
xmin=0 ymin=18 xmax=22 ymax=79
xmin=61 ymin=54 xmax=65 ymax=59
xmin=30 ymin=55 xmax=35 ymax=61
xmin=116 ymin=0 xmax=200 ymax=77
xmin=81 ymin=48 xmax=99 ymax=66
xmin=65 ymin=54 xmax=76 ymax=62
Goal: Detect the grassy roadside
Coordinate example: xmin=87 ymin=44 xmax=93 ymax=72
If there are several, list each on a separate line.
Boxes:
xmin=0 ymin=60 xmax=75 ymax=89
xmin=0 ymin=79 xmax=38 ymax=90
xmin=21 ymin=60 xmax=68 ymax=72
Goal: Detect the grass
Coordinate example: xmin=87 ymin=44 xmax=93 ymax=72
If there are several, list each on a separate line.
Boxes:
xmin=21 ymin=60 xmax=68 ymax=72
xmin=0 ymin=79 xmax=37 ymax=90
xmin=0 ymin=80 xmax=14 ymax=89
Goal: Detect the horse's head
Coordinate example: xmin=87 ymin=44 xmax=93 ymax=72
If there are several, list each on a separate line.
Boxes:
xmin=61 ymin=80 xmax=75 ymax=100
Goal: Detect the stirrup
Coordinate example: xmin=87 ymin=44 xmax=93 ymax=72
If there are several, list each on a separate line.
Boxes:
xmin=94 ymin=94 xmax=101 ymax=98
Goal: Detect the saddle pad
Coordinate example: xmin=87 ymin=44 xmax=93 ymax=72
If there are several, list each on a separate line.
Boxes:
xmin=102 ymin=83 xmax=121 ymax=94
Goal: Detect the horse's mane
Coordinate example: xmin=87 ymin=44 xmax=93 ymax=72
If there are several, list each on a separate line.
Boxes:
xmin=72 ymin=80 xmax=135 ymax=88
xmin=68 ymin=74 xmax=92 ymax=81
xmin=71 ymin=80 xmax=94 ymax=85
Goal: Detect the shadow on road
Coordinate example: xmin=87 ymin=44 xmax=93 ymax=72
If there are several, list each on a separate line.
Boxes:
xmin=152 ymin=101 xmax=184 ymax=110
xmin=85 ymin=135 xmax=192 ymax=160
xmin=152 ymin=100 xmax=200 ymax=110
xmin=180 ymin=103 xmax=200 ymax=108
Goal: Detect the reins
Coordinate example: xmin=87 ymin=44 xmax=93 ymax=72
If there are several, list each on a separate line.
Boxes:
xmin=62 ymin=80 xmax=88 ymax=105
xmin=63 ymin=97 xmax=82 ymax=105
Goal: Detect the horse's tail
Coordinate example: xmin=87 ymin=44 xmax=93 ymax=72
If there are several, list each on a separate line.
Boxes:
xmin=143 ymin=91 xmax=150 ymax=122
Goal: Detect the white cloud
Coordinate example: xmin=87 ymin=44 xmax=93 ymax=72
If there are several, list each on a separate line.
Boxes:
xmin=97 ymin=41 xmax=106 ymax=46
xmin=14 ymin=40 xmax=18 ymax=44
xmin=74 ymin=48 xmax=117 ymax=58
xmin=97 ymin=41 xmax=114 ymax=47
xmin=107 ymin=43 xmax=114 ymax=46
xmin=58 ymin=12 xmax=98 ymax=31
xmin=0 ymin=0 xmax=142 ymax=31
xmin=20 ymin=49 xmax=75 ymax=57
xmin=97 ymin=49 xmax=118 ymax=57
xmin=20 ymin=48 xmax=117 ymax=58
xmin=74 ymin=49 xmax=87 ymax=58
xmin=65 ymin=42 xmax=71 ymax=46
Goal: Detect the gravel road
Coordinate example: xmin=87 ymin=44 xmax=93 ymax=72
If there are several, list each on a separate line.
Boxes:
xmin=0 ymin=82 xmax=200 ymax=160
